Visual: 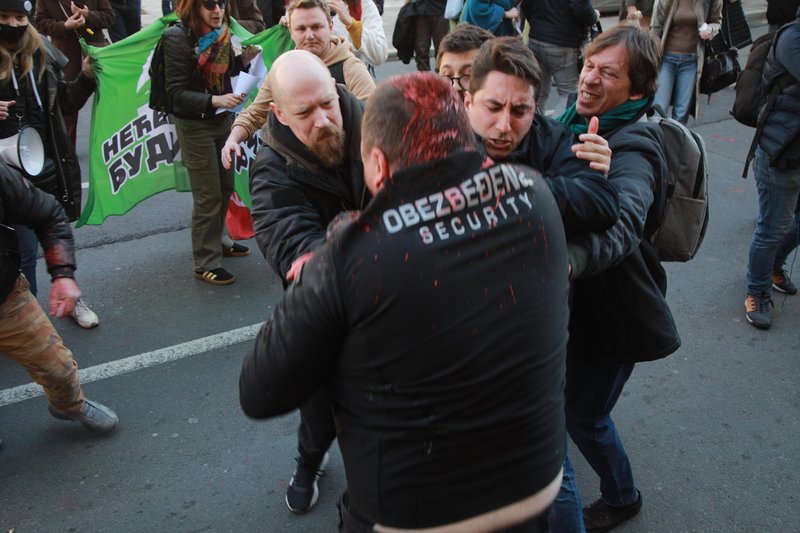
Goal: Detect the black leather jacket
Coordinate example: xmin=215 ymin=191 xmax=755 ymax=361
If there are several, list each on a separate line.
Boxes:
xmin=249 ymin=85 xmax=368 ymax=281
xmin=240 ymin=151 xmax=568 ymax=528
xmin=0 ymin=163 xmax=75 ymax=304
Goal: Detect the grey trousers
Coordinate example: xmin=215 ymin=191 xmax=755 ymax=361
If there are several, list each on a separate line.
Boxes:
xmin=528 ymin=39 xmax=580 ymax=113
xmin=174 ymin=115 xmax=235 ymax=271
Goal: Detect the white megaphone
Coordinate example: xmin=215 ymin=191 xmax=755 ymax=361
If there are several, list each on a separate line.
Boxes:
xmin=0 ymin=126 xmax=45 ymax=177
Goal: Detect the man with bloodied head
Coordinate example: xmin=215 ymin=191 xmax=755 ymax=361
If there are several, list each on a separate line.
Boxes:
xmin=240 ymin=71 xmax=570 ymax=531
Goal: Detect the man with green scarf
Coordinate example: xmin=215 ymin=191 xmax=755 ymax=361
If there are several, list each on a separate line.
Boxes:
xmin=552 ymin=24 xmax=681 ymax=532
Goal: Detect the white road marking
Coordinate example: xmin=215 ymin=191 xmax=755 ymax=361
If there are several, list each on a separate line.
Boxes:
xmin=0 ymin=323 xmax=262 ymax=407
xmin=82 ymin=181 xmax=89 ymax=189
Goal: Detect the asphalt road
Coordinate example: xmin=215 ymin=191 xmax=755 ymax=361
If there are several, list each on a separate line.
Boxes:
xmin=2 ymin=19 xmax=799 ymax=533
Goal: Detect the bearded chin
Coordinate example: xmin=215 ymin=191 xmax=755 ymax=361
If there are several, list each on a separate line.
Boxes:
xmin=314 ymin=128 xmax=346 ymax=168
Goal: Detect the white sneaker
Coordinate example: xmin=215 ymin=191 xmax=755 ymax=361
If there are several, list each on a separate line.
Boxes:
xmin=70 ymin=298 xmax=99 ymax=329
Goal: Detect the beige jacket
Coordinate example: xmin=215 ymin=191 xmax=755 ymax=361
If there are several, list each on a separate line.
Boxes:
xmin=233 ymin=36 xmax=375 ymax=137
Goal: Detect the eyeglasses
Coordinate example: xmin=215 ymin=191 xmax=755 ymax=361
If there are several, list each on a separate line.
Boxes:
xmin=201 ymin=0 xmax=226 ymax=10
xmin=442 ymin=74 xmax=471 ymax=92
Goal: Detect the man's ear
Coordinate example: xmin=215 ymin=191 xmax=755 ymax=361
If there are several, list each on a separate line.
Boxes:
xmin=464 ymin=91 xmax=473 ymax=111
xmin=370 ymin=146 xmax=391 ymax=192
xmin=270 ymin=101 xmax=288 ymax=126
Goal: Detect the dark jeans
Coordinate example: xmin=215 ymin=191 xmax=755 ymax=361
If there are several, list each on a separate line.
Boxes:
xmin=747 ymin=147 xmax=800 ymax=296
xmin=555 ymin=360 xmax=638 ymax=529
xmin=162 ymin=0 xmax=172 ymax=15
xmin=298 ymin=387 xmax=337 ymax=462
xmin=413 ymin=15 xmax=448 ymax=71
xmin=108 ymin=0 xmax=142 ymax=42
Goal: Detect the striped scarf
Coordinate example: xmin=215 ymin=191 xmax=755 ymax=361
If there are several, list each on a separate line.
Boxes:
xmin=196 ymin=23 xmax=231 ymax=92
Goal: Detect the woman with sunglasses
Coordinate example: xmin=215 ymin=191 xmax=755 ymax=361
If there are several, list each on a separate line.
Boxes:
xmin=0 ymin=0 xmax=101 ymax=327
xmin=164 ymin=0 xmax=257 ymax=285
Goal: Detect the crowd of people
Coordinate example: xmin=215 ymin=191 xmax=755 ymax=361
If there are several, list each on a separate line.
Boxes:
xmin=0 ymin=0 xmax=798 ymax=531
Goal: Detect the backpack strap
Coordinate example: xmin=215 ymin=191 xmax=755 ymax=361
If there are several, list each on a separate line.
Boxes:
xmin=742 ymin=72 xmax=795 ymax=177
xmin=327 ymin=60 xmax=346 ymax=86
xmin=742 ymin=21 xmax=799 ymax=178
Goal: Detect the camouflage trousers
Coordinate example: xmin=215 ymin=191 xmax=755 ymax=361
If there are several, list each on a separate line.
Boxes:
xmin=0 ymin=275 xmax=84 ymax=413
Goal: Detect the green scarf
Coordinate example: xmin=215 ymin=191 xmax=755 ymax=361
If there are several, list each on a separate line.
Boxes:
xmin=558 ymin=97 xmax=651 ymax=136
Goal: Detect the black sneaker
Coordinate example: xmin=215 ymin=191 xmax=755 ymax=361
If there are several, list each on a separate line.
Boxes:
xmin=772 ymin=269 xmax=798 ymax=295
xmin=745 ymin=293 xmax=773 ymax=329
xmin=194 ymin=267 xmax=235 ymax=285
xmin=583 ymin=491 xmax=642 ymax=533
xmin=285 ymin=452 xmax=329 ymax=514
xmin=223 ymin=243 xmax=250 ymax=257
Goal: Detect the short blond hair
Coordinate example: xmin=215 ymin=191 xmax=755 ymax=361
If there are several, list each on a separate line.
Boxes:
xmin=287 ymin=0 xmax=332 ymax=26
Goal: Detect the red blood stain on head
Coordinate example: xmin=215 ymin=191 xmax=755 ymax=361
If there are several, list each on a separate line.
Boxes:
xmin=389 ymin=72 xmax=473 ymax=165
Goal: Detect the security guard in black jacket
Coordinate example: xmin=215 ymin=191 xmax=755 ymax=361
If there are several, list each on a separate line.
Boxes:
xmin=241 ymin=72 xmax=569 ymax=531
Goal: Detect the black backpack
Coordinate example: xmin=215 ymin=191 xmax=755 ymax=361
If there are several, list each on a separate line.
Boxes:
xmin=148 ymin=22 xmax=188 ymax=114
xmin=731 ymin=22 xmax=797 ymax=176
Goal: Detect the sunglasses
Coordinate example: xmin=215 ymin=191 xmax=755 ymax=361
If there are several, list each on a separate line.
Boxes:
xmin=201 ymin=0 xmax=226 ymax=10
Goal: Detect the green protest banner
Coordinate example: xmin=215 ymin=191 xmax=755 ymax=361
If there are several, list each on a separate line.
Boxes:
xmin=77 ymin=16 xmax=294 ymax=226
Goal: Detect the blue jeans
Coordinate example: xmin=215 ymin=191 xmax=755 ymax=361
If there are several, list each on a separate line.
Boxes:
xmin=564 ymin=360 xmax=638 ymax=508
xmin=746 ymin=147 xmax=800 ymax=296
xmin=774 ymin=203 xmax=800 ymax=271
xmin=12 ymin=224 xmax=38 ymax=296
xmin=653 ymin=52 xmax=697 ymax=125
xmin=161 ymin=0 xmax=172 ymax=16
xmin=552 ymin=453 xmax=586 ymax=533
xmin=108 ymin=0 xmax=142 ymax=43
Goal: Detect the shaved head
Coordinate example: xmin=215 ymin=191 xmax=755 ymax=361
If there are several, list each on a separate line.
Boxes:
xmin=269 ymin=50 xmax=335 ymax=106
xmin=268 ymin=50 xmax=345 ymax=168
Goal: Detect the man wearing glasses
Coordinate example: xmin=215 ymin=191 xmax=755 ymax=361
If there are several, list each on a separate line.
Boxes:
xmin=436 ymin=23 xmax=494 ymax=100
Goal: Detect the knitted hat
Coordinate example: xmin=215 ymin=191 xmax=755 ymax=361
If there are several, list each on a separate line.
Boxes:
xmin=0 ymin=0 xmax=33 ymax=15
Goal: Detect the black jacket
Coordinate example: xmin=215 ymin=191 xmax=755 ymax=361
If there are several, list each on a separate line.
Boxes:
xmin=0 ymin=163 xmax=75 ymax=304
xmin=249 ymin=85 xmax=368 ymax=280
xmin=767 ymin=0 xmax=800 ymax=26
xmin=0 ymin=44 xmax=95 ymax=221
xmin=240 ymin=151 xmax=569 ymax=528
xmin=414 ymin=0 xmax=446 ymax=16
xmin=522 ymin=0 xmax=598 ymax=48
xmin=392 ymin=2 xmax=417 ymax=64
xmin=760 ymin=17 xmax=800 ymax=168
xmin=163 ymin=22 xmax=245 ymax=120
xmin=570 ymin=112 xmax=681 ymax=363
xmin=497 ymin=114 xmax=620 ymax=236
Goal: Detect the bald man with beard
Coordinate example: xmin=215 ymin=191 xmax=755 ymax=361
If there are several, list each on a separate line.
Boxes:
xmin=246 ymin=49 xmax=369 ymax=514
